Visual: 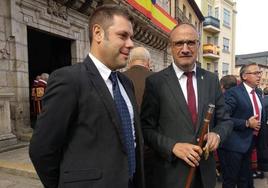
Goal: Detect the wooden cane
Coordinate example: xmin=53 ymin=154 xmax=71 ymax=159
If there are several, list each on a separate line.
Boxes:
xmin=184 ymin=104 xmax=215 ymax=188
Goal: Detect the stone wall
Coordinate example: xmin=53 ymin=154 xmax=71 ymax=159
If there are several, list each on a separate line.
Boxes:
xmin=0 ymin=0 xmax=90 ymax=139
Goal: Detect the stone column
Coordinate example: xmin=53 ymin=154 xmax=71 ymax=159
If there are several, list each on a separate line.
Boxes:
xmin=0 ymin=93 xmax=17 ymax=148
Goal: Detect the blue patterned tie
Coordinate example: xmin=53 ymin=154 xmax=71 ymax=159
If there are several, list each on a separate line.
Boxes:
xmin=109 ymin=71 xmax=136 ymax=178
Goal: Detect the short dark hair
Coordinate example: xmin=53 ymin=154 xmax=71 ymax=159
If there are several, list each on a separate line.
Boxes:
xmin=263 ymin=87 xmax=268 ymax=95
xmin=239 ymin=62 xmax=258 ymax=81
xmin=88 ymin=4 xmax=133 ymax=44
xmin=220 ymin=75 xmax=237 ymax=90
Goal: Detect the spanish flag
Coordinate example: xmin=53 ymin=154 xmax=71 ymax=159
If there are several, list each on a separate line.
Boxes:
xmin=126 ymin=0 xmax=177 ymax=33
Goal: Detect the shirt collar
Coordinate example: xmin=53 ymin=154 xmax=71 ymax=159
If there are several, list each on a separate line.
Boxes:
xmin=88 ymin=53 xmax=111 ymax=82
xmin=243 ymin=82 xmax=255 ymax=94
xmin=172 ymin=62 xmax=196 ymax=80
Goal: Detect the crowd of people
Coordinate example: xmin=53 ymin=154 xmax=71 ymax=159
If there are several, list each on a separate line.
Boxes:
xmin=28 ymin=4 xmax=268 ymax=188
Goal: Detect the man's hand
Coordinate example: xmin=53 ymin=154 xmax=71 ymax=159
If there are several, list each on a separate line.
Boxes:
xmin=248 ymin=115 xmax=261 ymax=131
xmin=203 ymin=132 xmax=220 ymax=151
xmin=172 ymin=143 xmax=203 ymax=167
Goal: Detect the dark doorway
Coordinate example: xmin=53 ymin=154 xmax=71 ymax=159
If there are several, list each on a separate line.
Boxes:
xmin=27 ymin=27 xmax=72 ymax=82
xmin=27 ymin=27 xmax=72 ymax=127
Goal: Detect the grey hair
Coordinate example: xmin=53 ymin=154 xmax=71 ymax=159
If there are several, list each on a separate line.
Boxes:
xmin=41 ymin=73 xmax=49 ymax=81
xmin=129 ymin=47 xmax=151 ymax=62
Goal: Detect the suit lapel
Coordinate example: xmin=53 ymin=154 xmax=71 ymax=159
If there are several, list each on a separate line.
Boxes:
xmin=255 ymin=88 xmax=265 ymax=124
xmin=83 ymin=56 xmax=126 ymax=151
xmin=196 ymin=67 xmax=206 ymax=132
xmin=240 ymin=84 xmax=254 ymax=112
xmin=164 ymin=65 xmax=194 ymax=132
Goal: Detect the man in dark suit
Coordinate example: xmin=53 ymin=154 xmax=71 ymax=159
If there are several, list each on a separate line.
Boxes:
xmin=219 ymin=63 xmax=268 ymax=188
xmin=123 ymin=46 xmax=153 ymax=111
xmin=29 ymin=5 xmax=145 ymax=188
xmin=140 ymin=23 xmax=233 ymax=188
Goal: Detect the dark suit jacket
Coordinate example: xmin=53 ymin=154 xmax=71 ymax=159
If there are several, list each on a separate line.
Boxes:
xmin=221 ymin=83 xmax=268 ymax=171
xmin=259 ymin=95 xmax=268 ymax=171
xmin=140 ymin=65 xmax=233 ymax=188
xmin=29 ymin=56 xmax=145 ymax=188
xmin=123 ymin=65 xmax=153 ymax=111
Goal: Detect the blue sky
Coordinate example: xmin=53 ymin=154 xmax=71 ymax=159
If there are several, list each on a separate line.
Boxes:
xmin=235 ymin=0 xmax=268 ymax=55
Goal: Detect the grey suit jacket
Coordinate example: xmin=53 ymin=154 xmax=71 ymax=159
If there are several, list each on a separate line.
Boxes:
xmin=141 ymin=65 xmax=233 ymax=188
xmin=29 ymin=56 xmax=145 ymax=188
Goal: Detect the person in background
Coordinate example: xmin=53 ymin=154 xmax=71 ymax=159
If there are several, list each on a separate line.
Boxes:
xmin=214 ymin=75 xmax=238 ymax=181
xmin=123 ymin=46 xmax=154 ymax=188
xmin=218 ymin=63 xmax=268 ymax=188
xmin=29 ymin=5 xmax=145 ymax=188
xmin=220 ymin=75 xmax=237 ymax=93
xmin=140 ymin=23 xmax=233 ymax=188
xmin=123 ymin=46 xmax=154 ymax=111
xmin=262 ymin=87 xmax=268 ymax=113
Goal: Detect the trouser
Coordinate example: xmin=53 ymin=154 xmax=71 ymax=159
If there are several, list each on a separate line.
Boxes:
xmin=218 ymin=148 xmax=254 ymax=188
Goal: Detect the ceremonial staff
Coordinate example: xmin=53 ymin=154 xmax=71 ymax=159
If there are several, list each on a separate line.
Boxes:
xmin=185 ymin=104 xmax=215 ymax=188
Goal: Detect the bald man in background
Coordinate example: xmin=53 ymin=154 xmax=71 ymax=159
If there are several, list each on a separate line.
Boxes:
xmin=123 ymin=46 xmax=154 ymax=111
xmin=123 ymin=46 xmax=155 ymax=188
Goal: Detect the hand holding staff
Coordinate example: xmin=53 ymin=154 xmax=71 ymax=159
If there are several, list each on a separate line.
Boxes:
xmin=184 ymin=104 xmax=215 ymax=188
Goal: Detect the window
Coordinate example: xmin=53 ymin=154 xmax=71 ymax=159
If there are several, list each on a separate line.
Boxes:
xmin=214 ymin=62 xmax=218 ymax=75
xmin=207 ymin=63 xmax=211 ymax=71
xmin=183 ymin=5 xmax=186 ymax=16
xmin=156 ymin=0 xmax=170 ymax=13
xmin=222 ymin=63 xmax=229 ymax=76
xmin=189 ymin=13 xmax=192 ymax=23
xmin=207 ymin=36 xmax=212 ymax=44
xmin=215 ymin=7 xmax=219 ymax=18
xmin=223 ymin=8 xmax=230 ymax=27
xmin=208 ymin=5 xmax=212 ymax=16
xmin=214 ymin=37 xmax=218 ymax=46
xmin=223 ymin=37 xmax=230 ymax=52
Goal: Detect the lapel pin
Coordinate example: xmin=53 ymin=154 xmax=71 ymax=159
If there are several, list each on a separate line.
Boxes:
xmin=201 ymin=76 xmax=203 ymax=80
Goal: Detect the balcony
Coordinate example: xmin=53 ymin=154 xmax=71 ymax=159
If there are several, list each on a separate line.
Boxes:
xmin=203 ymin=44 xmax=220 ymax=59
xmin=175 ymin=8 xmax=190 ymax=23
xmin=203 ymin=16 xmax=220 ymax=33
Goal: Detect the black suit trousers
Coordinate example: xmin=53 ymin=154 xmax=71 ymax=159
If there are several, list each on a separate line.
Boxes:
xmin=218 ymin=146 xmax=254 ymax=188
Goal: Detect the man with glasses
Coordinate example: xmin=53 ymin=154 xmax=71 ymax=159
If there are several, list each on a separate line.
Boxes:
xmin=140 ymin=23 xmax=232 ymax=188
xmin=218 ymin=63 xmax=268 ymax=188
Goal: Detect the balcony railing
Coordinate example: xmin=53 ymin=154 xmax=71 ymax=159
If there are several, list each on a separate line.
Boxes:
xmin=203 ymin=16 xmax=220 ymax=33
xmin=203 ymin=44 xmax=220 ymax=59
xmin=175 ymin=8 xmax=190 ymax=23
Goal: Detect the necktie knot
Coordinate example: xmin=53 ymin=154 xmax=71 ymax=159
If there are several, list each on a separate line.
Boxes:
xmin=250 ymin=89 xmax=255 ymax=94
xmin=184 ymin=71 xmax=194 ymax=78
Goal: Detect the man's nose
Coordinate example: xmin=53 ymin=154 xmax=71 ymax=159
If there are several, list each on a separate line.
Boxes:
xmin=181 ymin=43 xmax=190 ymax=54
xmin=126 ymin=37 xmax=134 ymax=48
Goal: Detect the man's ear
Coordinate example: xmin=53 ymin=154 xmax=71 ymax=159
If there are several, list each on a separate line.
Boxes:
xmin=241 ymin=73 xmax=247 ymax=81
xmin=92 ymin=24 xmax=104 ymax=43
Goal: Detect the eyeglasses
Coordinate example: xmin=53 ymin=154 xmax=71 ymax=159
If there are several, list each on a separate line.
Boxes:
xmin=171 ymin=40 xmax=199 ymax=49
xmin=245 ymin=71 xmax=263 ymax=76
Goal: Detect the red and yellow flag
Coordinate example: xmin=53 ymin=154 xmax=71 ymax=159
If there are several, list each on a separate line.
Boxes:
xmin=126 ymin=0 xmax=177 ymax=33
